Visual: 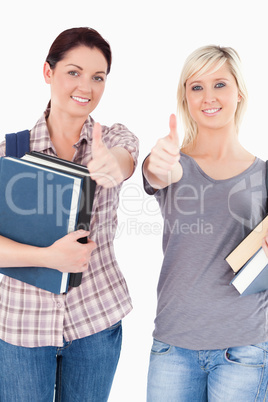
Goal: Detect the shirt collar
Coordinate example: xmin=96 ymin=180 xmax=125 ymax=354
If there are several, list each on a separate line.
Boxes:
xmin=31 ymin=106 xmax=94 ymax=153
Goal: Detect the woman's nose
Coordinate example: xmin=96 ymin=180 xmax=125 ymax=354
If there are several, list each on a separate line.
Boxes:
xmin=203 ymin=88 xmax=216 ymax=104
xmin=78 ymin=76 xmax=92 ymax=94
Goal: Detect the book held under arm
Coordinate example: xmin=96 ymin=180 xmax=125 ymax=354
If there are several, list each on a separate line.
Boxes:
xmin=226 ymin=160 xmax=268 ymax=295
xmin=0 ymin=153 xmax=96 ymax=294
xmin=229 ymin=247 xmax=268 ymax=296
xmin=225 ymin=215 xmax=268 ymax=273
xmin=225 ymin=215 xmax=268 ymax=296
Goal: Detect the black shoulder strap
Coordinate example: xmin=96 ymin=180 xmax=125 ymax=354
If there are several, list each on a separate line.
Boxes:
xmin=5 ymin=130 xmax=30 ymax=157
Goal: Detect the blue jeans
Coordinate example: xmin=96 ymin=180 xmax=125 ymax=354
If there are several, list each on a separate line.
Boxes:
xmin=0 ymin=321 xmax=122 ymax=402
xmin=147 ymin=339 xmax=268 ymax=401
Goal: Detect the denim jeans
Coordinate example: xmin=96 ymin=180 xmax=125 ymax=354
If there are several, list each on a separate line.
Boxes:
xmin=0 ymin=321 xmax=122 ymax=402
xmin=147 ymin=338 xmax=268 ymax=401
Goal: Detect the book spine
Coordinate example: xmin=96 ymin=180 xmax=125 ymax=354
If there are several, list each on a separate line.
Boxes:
xmin=76 ymin=177 xmax=96 ymax=232
xmin=69 ymin=272 xmax=82 ymax=288
xmin=67 ymin=177 xmax=96 ymax=289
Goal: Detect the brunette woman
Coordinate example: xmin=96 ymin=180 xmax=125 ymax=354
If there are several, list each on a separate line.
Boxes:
xmin=0 ymin=27 xmax=139 ymax=402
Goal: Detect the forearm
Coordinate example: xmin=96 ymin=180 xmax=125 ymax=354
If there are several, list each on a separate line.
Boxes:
xmin=0 ymin=231 xmax=96 ymax=273
xmin=0 ymin=236 xmax=45 ymax=268
xmin=143 ymin=154 xmax=183 ymax=190
xmin=110 ymin=146 xmax=134 ymax=181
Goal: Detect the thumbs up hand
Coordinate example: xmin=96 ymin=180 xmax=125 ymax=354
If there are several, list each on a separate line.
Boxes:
xmin=167 ymin=113 xmax=180 ymax=148
xmin=91 ymin=122 xmax=104 ymax=157
xmin=87 ymin=123 xmax=128 ymax=188
xmin=144 ymin=114 xmax=182 ymax=189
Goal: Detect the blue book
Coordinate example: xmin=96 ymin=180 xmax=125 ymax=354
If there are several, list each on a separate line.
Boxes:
xmin=230 ymin=247 xmax=268 ymax=296
xmin=0 ymin=155 xmax=95 ymax=294
xmin=22 ymin=151 xmax=96 ymax=244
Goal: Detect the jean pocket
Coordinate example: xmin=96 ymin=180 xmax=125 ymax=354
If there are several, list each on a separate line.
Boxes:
xmin=225 ymin=344 xmax=266 ymax=368
xmin=151 ymin=339 xmax=172 ymax=355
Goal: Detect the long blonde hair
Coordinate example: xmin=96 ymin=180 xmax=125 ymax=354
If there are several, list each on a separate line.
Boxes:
xmin=177 ymin=45 xmax=248 ymax=149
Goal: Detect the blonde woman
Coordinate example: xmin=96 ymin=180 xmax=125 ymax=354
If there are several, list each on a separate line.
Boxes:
xmin=143 ymin=46 xmax=268 ymax=401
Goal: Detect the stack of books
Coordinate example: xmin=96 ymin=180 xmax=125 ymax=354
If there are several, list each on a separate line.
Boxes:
xmin=0 ymin=152 xmax=96 ymax=294
xmin=225 ymin=215 xmax=268 ymax=296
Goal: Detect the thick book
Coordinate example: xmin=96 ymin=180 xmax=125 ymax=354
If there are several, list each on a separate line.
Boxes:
xmin=225 ymin=214 xmax=268 ymax=273
xmin=22 ymin=151 xmax=96 ymax=240
xmin=0 ymin=154 xmax=96 ymax=294
xmin=229 ymin=247 xmax=268 ymax=296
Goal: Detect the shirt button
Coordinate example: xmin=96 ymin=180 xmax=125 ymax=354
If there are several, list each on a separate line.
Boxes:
xmin=57 ymin=302 xmax=62 ymax=308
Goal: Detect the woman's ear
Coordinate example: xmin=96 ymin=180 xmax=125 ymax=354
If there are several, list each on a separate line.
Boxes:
xmin=43 ymin=62 xmax=52 ymax=84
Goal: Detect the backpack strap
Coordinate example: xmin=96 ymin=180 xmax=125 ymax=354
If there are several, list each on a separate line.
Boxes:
xmin=5 ymin=130 xmax=30 ymax=157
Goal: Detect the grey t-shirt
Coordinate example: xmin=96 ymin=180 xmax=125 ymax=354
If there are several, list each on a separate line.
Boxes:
xmin=144 ymin=153 xmax=268 ymax=350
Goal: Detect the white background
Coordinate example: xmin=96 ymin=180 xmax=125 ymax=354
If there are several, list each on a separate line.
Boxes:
xmin=0 ymin=1 xmax=267 ymax=400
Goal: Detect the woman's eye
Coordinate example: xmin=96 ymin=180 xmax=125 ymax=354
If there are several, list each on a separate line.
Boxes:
xmin=215 ymin=82 xmax=225 ymax=88
xmin=93 ymin=76 xmax=104 ymax=82
xmin=192 ymin=85 xmax=202 ymax=91
xmin=68 ymin=71 xmax=79 ymax=77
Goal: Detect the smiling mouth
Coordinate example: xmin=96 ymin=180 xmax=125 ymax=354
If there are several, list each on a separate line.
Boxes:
xmin=202 ymin=108 xmax=221 ymax=114
xmin=71 ymin=96 xmax=90 ymax=104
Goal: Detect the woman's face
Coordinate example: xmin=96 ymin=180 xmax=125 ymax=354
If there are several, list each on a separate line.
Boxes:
xmin=44 ymin=45 xmax=108 ymax=119
xmin=185 ymin=63 xmax=241 ymax=133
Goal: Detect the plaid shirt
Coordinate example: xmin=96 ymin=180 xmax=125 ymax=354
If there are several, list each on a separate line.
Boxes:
xmin=0 ymin=111 xmax=139 ymax=347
